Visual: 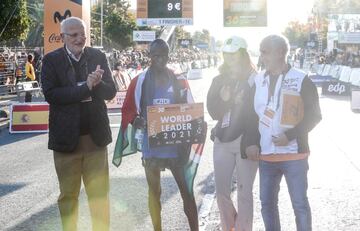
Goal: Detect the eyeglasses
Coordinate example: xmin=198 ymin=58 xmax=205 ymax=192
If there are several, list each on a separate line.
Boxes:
xmin=62 ymin=32 xmax=86 ymax=39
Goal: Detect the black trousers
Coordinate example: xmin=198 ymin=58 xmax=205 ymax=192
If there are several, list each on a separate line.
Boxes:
xmin=25 ymin=91 xmax=32 ymax=102
xmin=144 ymin=158 xmax=199 ymax=231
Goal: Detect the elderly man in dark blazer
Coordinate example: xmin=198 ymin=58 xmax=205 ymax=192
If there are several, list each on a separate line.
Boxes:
xmin=41 ymin=17 xmax=116 ymax=231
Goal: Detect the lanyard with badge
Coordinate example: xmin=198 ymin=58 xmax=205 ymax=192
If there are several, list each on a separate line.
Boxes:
xmin=221 ymin=80 xmax=243 ymax=128
xmin=259 ymin=74 xmax=284 ymax=128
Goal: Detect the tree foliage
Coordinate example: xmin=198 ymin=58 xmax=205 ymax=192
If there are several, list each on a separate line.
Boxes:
xmin=174 ymin=26 xmax=191 ymax=39
xmin=25 ymin=0 xmax=44 ymax=47
xmin=0 ymin=0 xmax=31 ymax=44
xmin=283 ymin=21 xmax=310 ymax=48
xmin=192 ymin=29 xmax=211 ymax=45
xmin=92 ymin=0 xmax=137 ymax=50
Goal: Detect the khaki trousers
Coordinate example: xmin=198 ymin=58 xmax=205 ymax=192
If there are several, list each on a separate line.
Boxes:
xmin=54 ymin=135 xmax=110 ymax=231
xmin=213 ymin=137 xmax=258 ymax=231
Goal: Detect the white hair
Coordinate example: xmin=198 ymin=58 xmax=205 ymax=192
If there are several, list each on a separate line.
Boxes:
xmin=261 ymin=34 xmax=290 ymax=58
xmin=60 ymin=17 xmax=86 ymax=33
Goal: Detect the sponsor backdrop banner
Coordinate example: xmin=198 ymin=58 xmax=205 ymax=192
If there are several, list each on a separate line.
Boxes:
xmin=133 ymin=31 xmax=156 ymax=42
xmin=106 ymin=91 xmax=127 ymax=110
xmin=322 ymin=81 xmax=351 ymax=96
xmin=44 ymin=0 xmax=91 ymax=54
xmin=147 ymin=103 xmax=205 ymax=147
xmin=10 ymin=103 xmax=49 ymax=133
xmin=178 ymin=39 xmax=192 ymax=48
xmin=224 ymin=0 xmax=267 ymax=27
xmin=137 ymin=0 xmax=193 ymax=26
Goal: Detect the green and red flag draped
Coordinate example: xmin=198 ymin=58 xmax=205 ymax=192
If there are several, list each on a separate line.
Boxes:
xmin=112 ymin=69 xmax=206 ymax=195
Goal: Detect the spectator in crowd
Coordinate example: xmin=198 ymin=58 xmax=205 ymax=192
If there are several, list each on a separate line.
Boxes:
xmin=247 ymin=34 xmax=322 ymax=231
xmin=25 ymin=54 xmax=36 ymax=102
xmin=0 ymin=55 xmax=6 ymax=85
xmin=33 ymin=47 xmax=43 ymax=81
xmin=207 ymin=36 xmax=259 ymax=231
xmin=112 ymin=61 xmax=131 ymax=90
xmin=41 ymin=17 xmax=116 ymax=231
xmin=299 ymin=51 xmax=305 ymax=69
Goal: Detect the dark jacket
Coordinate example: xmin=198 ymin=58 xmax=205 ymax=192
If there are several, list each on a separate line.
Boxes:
xmin=207 ymin=74 xmax=258 ymax=157
xmin=41 ymin=46 xmax=116 ymax=152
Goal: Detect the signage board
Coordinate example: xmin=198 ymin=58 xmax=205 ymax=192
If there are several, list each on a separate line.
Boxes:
xmin=10 ymin=103 xmax=49 ymax=133
xmin=351 ymin=89 xmax=360 ymax=111
xmin=224 ymin=0 xmax=267 ymax=27
xmin=321 ymin=64 xmax=332 ymax=76
xmin=133 ymin=31 xmax=156 ymax=42
xmin=106 ymin=91 xmax=127 ymax=110
xmin=339 ymin=66 xmax=352 ymax=83
xmin=178 ymin=39 xmax=192 ymax=48
xmin=44 ymin=0 xmax=91 ymax=54
xmin=349 ymin=68 xmax=360 ymax=87
xmin=146 ymin=103 xmax=205 ymax=147
xmin=137 ymin=0 xmax=193 ymax=26
xmin=322 ymin=81 xmax=351 ymax=96
xmin=338 ymin=32 xmax=360 ymax=44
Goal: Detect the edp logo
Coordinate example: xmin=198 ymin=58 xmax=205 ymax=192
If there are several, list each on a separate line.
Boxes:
xmin=328 ymin=83 xmax=346 ymax=95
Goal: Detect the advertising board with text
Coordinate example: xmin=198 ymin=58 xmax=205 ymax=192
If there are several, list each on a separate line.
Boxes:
xmin=44 ymin=0 xmax=91 ymax=54
xmin=105 ymin=91 xmax=127 ymax=110
xmin=133 ymin=31 xmax=156 ymax=42
xmin=147 ymin=103 xmax=205 ymax=147
xmin=224 ymin=0 xmax=267 ymax=27
xmin=10 ymin=103 xmax=49 ymax=133
xmin=178 ymin=39 xmax=192 ymax=48
xmin=322 ymin=81 xmax=351 ymax=96
xmin=137 ymin=0 xmax=193 ymax=26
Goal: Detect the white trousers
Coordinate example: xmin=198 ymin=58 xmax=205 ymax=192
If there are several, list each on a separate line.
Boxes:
xmin=213 ymin=136 xmax=258 ymax=231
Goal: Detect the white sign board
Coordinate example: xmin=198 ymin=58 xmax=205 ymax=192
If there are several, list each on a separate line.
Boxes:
xmin=329 ymin=65 xmax=340 ymax=79
xmin=133 ymin=31 xmax=156 ymax=42
xmin=321 ymin=64 xmax=332 ymax=76
xmin=338 ymin=32 xmax=360 ymax=44
xmin=316 ymin=64 xmax=324 ymax=75
xmin=350 ymin=68 xmax=360 ymax=86
xmin=339 ymin=66 xmax=352 ymax=83
xmin=187 ymin=69 xmax=203 ymax=80
xmin=351 ymin=90 xmax=360 ymax=111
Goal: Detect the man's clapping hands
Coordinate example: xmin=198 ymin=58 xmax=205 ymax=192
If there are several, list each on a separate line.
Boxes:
xmin=87 ymin=65 xmax=104 ymax=90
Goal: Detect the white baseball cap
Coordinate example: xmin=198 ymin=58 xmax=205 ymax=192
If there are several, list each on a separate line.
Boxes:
xmin=222 ymin=36 xmax=248 ymax=53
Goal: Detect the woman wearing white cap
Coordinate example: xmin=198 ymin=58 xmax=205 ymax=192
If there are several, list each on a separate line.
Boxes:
xmin=207 ymin=36 xmax=259 ymax=231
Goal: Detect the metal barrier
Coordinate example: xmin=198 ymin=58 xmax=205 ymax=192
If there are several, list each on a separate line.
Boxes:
xmin=310 ymin=63 xmax=360 ymax=112
xmin=0 ymin=61 xmax=16 ymax=85
xmin=312 ymin=63 xmax=360 ymax=87
xmin=16 ymin=81 xmax=42 ymax=102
